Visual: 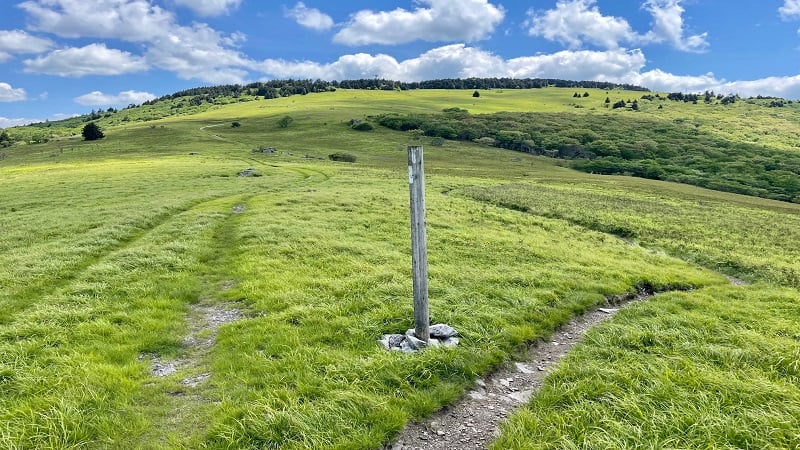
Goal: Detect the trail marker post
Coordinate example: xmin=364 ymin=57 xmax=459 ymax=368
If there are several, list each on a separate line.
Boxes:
xmin=408 ymin=145 xmax=430 ymax=342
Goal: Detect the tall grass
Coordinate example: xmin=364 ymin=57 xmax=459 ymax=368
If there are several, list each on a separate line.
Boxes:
xmin=0 ymin=88 xmax=798 ymax=448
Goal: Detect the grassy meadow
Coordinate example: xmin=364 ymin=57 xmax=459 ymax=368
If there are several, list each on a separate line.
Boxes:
xmin=1 ymin=88 xmax=799 ymax=448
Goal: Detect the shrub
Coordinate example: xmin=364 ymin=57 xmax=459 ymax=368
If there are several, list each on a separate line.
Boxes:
xmin=82 ymin=122 xmax=104 ymax=141
xmin=277 ymin=116 xmax=294 ymax=128
xmin=232 ymin=121 xmax=241 ymax=128
xmin=431 ymin=137 xmax=445 ymax=146
xmin=351 ymin=122 xmax=374 ymax=131
xmin=328 ymin=152 xmax=357 ymax=163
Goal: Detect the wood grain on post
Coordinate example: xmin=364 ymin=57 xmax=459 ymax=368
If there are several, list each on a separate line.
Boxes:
xmin=408 ymin=145 xmax=430 ymax=342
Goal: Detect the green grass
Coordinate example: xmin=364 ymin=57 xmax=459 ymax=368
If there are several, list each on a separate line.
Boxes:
xmin=492 ymin=285 xmax=800 ymax=449
xmin=1 ymin=88 xmax=799 ymax=448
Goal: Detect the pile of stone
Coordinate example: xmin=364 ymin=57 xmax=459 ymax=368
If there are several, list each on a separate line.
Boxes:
xmin=379 ymin=323 xmax=459 ymax=352
xmin=238 ymin=168 xmax=262 ymax=177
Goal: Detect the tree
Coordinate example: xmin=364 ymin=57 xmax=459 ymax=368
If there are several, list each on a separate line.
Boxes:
xmin=277 ymin=116 xmax=294 ymax=128
xmin=472 ymin=90 xmax=480 ymax=98
xmin=82 ymin=122 xmax=104 ymax=141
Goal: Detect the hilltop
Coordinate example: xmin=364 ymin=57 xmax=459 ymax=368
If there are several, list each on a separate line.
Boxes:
xmin=3 ymin=79 xmax=799 ymax=203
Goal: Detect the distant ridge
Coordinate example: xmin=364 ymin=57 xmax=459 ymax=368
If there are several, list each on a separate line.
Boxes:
xmin=156 ymin=77 xmax=649 ymax=104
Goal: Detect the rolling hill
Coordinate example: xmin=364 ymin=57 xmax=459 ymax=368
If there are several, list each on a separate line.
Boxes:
xmin=1 ymin=86 xmax=799 ymax=448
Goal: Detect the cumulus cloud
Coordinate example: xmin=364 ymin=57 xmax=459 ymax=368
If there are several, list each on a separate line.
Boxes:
xmin=145 ymin=23 xmax=252 ymax=84
xmin=23 ymin=43 xmax=148 ymax=77
xmin=285 ymin=2 xmax=334 ymax=31
xmin=256 ymin=44 xmax=800 ymax=99
xmin=642 ymin=0 xmax=708 ymax=52
xmin=18 ymin=0 xmax=173 ymax=42
xmin=526 ymin=0 xmax=707 ymax=52
xmin=17 ymin=0 xmax=251 ymax=83
xmin=526 ymin=0 xmax=640 ymax=49
xmin=174 ymin=0 xmax=242 ymax=16
xmin=256 ymin=44 xmax=646 ymax=82
xmin=74 ymin=90 xmax=156 ymax=106
xmin=334 ymin=0 xmax=505 ymax=46
xmin=0 ymin=116 xmax=41 ymax=128
xmin=780 ymin=0 xmax=800 ymax=19
xmin=0 ymin=30 xmax=53 ymax=62
xmin=0 ymin=82 xmax=28 ymax=102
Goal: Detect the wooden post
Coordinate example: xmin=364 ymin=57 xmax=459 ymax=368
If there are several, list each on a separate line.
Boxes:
xmin=408 ymin=145 xmax=430 ymax=342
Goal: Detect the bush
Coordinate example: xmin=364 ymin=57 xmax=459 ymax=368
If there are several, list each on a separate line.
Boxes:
xmin=231 ymin=121 xmax=241 ymax=128
xmin=351 ymin=122 xmax=374 ymax=131
xmin=431 ymin=137 xmax=445 ymax=146
xmin=277 ymin=116 xmax=294 ymax=128
xmin=82 ymin=122 xmax=104 ymax=141
xmin=328 ymin=152 xmax=357 ymax=163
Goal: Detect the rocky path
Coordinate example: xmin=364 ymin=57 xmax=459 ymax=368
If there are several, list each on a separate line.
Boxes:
xmin=386 ymin=300 xmax=642 ymax=450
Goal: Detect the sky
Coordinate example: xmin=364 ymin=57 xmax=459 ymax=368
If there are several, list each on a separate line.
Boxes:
xmin=2 ymin=0 xmax=800 ymax=127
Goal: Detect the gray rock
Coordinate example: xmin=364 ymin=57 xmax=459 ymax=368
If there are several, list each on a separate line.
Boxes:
xmin=430 ymin=323 xmax=458 ymax=338
xmin=399 ymin=339 xmax=415 ymax=353
xmin=406 ymin=335 xmax=428 ymax=350
xmin=441 ymin=337 xmax=460 ymax=347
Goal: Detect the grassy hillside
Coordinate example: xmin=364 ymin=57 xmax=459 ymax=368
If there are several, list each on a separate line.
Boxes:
xmin=1 ymin=88 xmax=799 ymax=448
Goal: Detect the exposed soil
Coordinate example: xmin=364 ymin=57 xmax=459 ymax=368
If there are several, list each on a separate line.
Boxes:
xmin=387 ymin=297 xmax=646 ymax=450
xmin=141 ymin=302 xmax=242 ymax=386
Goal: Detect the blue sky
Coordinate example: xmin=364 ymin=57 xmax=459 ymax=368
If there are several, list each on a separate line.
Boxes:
xmin=2 ymin=0 xmax=800 ymax=127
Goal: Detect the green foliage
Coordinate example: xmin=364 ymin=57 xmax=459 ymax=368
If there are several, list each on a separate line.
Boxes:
xmin=377 ymin=110 xmax=800 ymax=203
xmin=277 ymin=116 xmax=294 ymax=128
xmin=473 ymin=90 xmax=481 ymax=98
xmin=0 ymin=130 xmax=10 ymax=147
xmin=231 ymin=121 xmax=241 ymax=128
xmin=81 ymin=122 xmax=104 ymax=141
xmin=328 ymin=152 xmax=357 ymax=162
xmin=351 ymin=122 xmax=374 ymax=131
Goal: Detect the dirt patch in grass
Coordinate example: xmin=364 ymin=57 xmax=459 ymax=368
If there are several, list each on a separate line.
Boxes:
xmin=142 ymin=303 xmax=242 ymax=383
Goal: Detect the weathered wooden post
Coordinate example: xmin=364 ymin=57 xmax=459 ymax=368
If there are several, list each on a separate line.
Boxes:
xmin=408 ymin=145 xmax=430 ymax=342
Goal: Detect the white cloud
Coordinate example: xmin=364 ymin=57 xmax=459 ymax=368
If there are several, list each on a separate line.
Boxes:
xmin=74 ymin=90 xmax=156 ymax=106
xmin=18 ymin=0 xmax=174 ymax=42
xmin=16 ymin=1 xmax=251 ymax=83
xmin=174 ymin=0 xmax=242 ymax=17
xmin=256 ymin=44 xmax=800 ymax=99
xmin=526 ymin=0 xmax=707 ymax=52
xmin=0 ymin=82 xmax=27 ymax=102
xmin=0 ymin=30 xmax=53 ymax=62
xmin=145 ymin=23 xmax=252 ymax=84
xmin=23 ymin=43 xmax=148 ymax=77
xmin=780 ymin=0 xmax=800 ymax=19
xmin=526 ymin=0 xmax=640 ymax=49
xmin=334 ymin=0 xmax=505 ymax=46
xmin=285 ymin=2 xmax=334 ymax=31
xmin=642 ymin=0 xmax=708 ymax=53
xmin=0 ymin=116 xmax=41 ymax=128
xmin=256 ymin=44 xmax=646 ymax=83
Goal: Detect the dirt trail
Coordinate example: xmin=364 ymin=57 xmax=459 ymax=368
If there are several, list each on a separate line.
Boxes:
xmin=388 ymin=276 xmax=747 ymax=450
xmin=387 ymin=302 xmax=630 ymax=450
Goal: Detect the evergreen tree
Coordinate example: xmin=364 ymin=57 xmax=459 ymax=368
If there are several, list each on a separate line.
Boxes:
xmin=82 ymin=122 xmax=104 ymax=141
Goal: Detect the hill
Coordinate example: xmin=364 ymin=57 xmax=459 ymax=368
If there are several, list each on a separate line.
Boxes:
xmin=5 ymin=82 xmax=799 ymax=204
xmin=0 ymin=87 xmax=799 ymax=448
